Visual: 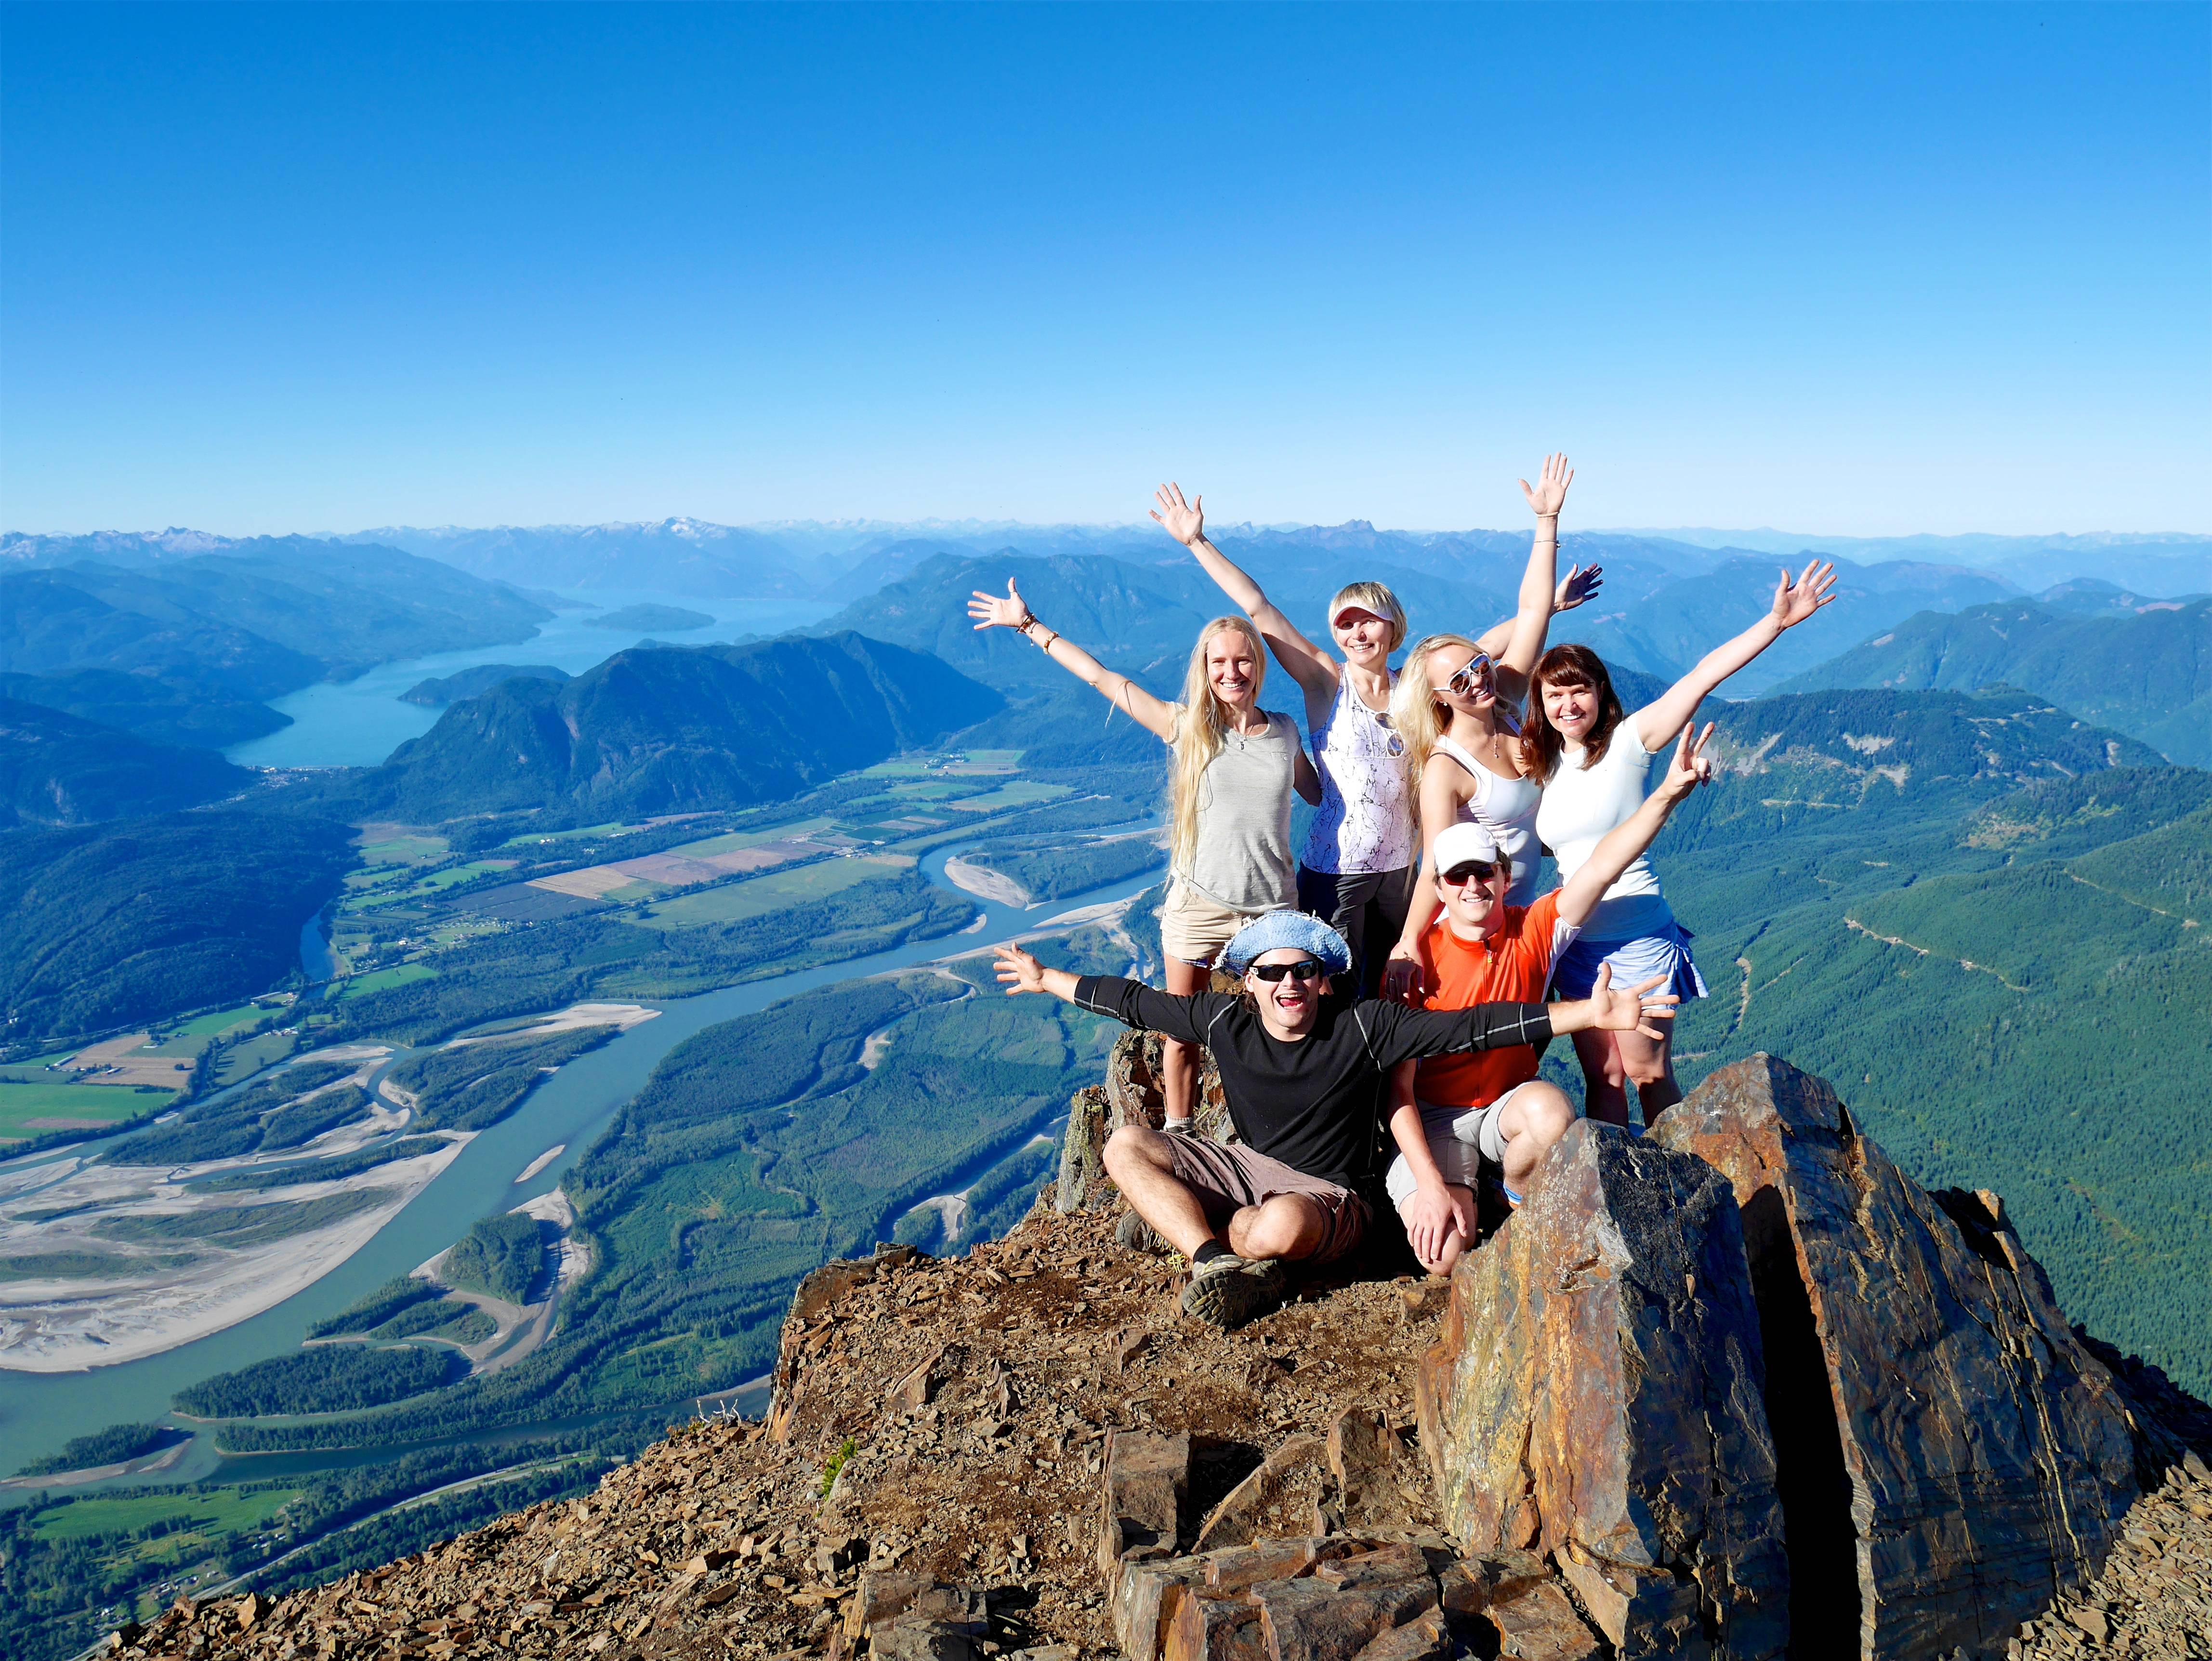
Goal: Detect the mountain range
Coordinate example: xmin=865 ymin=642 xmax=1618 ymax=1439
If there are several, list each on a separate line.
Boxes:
xmin=0 ymin=699 xmax=250 ymax=828
xmin=1773 ymin=596 xmax=2212 ymax=765
xmin=374 ymin=632 xmax=1003 ymax=820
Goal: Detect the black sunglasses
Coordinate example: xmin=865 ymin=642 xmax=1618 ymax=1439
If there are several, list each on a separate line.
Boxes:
xmin=1441 ymin=861 xmax=1501 ymax=886
xmin=1250 ymin=958 xmax=1327 ymax=982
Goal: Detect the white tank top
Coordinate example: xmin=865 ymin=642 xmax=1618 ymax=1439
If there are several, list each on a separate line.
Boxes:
xmin=1301 ymin=679 xmax=1417 ymax=876
xmin=1432 ymin=733 xmax=1543 ymax=907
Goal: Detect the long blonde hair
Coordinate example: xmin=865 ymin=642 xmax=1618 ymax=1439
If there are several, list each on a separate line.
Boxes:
xmin=1389 ymin=632 xmax=1517 ymax=791
xmin=1168 ymin=617 xmax=1270 ymax=876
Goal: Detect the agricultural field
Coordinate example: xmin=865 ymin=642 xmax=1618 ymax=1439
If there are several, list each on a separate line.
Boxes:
xmin=630 ymin=854 xmax=913 ymax=930
xmin=0 ymin=1081 xmax=175 ymax=1144
xmin=941 ymin=778 xmax=1070 ymax=812
xmin=335 ymin=963 xmax=438 ymax=1000
xmin=30 ymin=1487 xmax=300 ymax=1547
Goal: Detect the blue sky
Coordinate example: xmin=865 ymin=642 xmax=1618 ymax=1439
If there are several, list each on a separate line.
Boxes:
xmin=3 ymin=2 xmax=2206 ymax=536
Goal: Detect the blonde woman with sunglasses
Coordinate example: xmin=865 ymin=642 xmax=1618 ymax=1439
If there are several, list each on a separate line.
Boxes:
xmin=1382 ymin=455 xmax=1580 ymax=1002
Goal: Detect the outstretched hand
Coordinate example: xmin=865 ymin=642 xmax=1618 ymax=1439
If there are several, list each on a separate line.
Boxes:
xmin=1520 ymin=453 xmax=1574 ymax=518
xmin=992 ymin=942 xmax=1047 ymax=995
xmin=967 ymin=578 xmax=1035 ymax=633
xmin=1149 ymin=482 xmax=1205 ymax=548
xmin=1585 ymin=963 xmax=1679 ymax=1041
xmin=1554 ymin=563 xmax=1604 ymax=613
xmin=1661 ymin=722 xmax=1718 ymax=799
xmin=1770 ymin=561 xmax=1838 ymax=630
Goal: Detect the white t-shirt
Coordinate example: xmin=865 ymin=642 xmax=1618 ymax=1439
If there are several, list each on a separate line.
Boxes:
xmin=1532 ymin=713 xmax=1676 ymax=941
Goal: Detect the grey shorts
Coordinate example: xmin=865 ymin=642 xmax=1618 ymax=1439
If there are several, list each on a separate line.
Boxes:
xmin=1383 ymin=1081 xmax=1548 ymax=1208
xmin=1160 ymin=1134 xmax=1370 ymax=1267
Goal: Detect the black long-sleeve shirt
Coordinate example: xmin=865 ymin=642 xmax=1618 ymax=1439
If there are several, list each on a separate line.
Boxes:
xmin=1072 ymin=976 xmax=1554 ymax=1191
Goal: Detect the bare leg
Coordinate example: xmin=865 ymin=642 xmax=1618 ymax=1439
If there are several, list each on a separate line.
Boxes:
xmin=1224 ymin=1193 xmax=1329 ymax=1263
xmin=1397 ymin=1185 xmax=1477 ymax=1277
xmin=1161 ymin=957 xmax=1208 ymax=1124
xmin=1494 ymin=1081 xmax=1576 ymax=1196
xmin=1614 ymin=1026 xmax=1682 ymax=1122
xmin=1572 ymin=1028 xmax=1632 ymax=1127
xmin=1103 ymin=1125 xmax=1218 ymax=1256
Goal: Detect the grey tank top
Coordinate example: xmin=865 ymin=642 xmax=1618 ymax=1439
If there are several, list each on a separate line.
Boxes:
xmin=1174 ymin=709 xmax=1300 ymax=912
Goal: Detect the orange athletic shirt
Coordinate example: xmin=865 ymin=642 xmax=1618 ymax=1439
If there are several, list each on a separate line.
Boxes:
xmin=1411 ymin=890 xmax=1575 ymax=1110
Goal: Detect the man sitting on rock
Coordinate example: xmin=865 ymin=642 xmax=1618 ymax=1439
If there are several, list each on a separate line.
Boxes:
xmin=991 ymin=912 xmax=1677 ymax=1330
xmin=1387 ymin=723 xmax=1719 ymax=1276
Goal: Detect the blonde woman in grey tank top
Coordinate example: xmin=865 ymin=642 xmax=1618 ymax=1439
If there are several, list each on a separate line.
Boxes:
xmin=967 ymin=578 xmax=1319 ymax=1130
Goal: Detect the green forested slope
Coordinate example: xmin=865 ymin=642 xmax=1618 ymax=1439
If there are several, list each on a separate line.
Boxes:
xmin=1651 ymin=717 xmax=2212 ymax=1391
xmin=0 ymin=811 xmax=356 ymax=1042
xmin=0 ymin=699 xmax=249 ymax=827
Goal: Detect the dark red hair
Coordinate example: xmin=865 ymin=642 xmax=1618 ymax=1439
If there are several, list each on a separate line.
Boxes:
xmin=1523 ymin=643 xmax=1628 ymax=784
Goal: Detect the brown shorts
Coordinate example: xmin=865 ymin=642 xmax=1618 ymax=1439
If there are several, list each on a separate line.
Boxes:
xmin=1161 ymin=1135 xmax=1370 ymax=1268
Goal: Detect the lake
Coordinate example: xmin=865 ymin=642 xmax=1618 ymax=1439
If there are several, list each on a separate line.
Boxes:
xmin=224 ymin=591 xmax=837 ymax=768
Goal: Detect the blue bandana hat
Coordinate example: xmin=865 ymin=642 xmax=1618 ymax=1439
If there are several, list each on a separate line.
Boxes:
xmin=1221 ymin=910 xmax=1354 ymax=977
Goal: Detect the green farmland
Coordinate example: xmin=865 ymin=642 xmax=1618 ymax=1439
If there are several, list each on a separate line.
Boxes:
xmin=631 ymin=855 xmax=913 ymax=929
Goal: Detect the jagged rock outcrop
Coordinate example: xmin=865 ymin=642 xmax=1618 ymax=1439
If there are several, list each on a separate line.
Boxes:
xmin=1651 ymin=1055 xmax=2143 ymax=1660
xmin=1416 ymin=1119 xmax=1788 ymax=1660
xmin=1058 ymin=1030 xmax=1232 ymax=1213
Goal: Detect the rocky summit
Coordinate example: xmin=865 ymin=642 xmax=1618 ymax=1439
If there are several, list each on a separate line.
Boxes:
xmin=107 ymin=1045 xmax=2212 ymax=1661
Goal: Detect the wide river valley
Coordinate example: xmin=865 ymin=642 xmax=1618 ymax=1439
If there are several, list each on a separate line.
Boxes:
xmin=0 ymin=597 xmax=1162 ymax=1483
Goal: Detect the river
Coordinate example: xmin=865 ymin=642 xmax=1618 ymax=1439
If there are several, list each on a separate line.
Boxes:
xmin=0 ymin=843 xmax=1162 ymax=1479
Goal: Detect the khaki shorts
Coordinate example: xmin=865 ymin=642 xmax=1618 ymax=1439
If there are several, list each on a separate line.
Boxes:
xmin=1159 ymin=880 xmax=1271 ymax=966
xmin=1161 ymin=1134 xmax=1370 ymax=1268
xmin=1383 ymin=1080 xmax=1547 ymax=1209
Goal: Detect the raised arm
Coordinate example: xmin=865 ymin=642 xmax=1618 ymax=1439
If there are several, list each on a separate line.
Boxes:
xmin=1472 ymin=562 xmax=1603 ymax=659
xmin=1152 ymin=483 xmax=1339 ymax=706
xmin=967 ymin=578 xmax=1179 ymax=741
xmin=1489 ymin=454 xmax=1575 ymax=704
xmin=1556 ymin=724 xmax=1715 ymax=930
xmin=1631 ymin=562 xmax=1837 ymax=750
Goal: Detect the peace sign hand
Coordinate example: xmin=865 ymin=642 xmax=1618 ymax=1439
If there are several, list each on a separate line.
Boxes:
xmin=967 ymin=578 xmax=1035 ymax=633
xmin=1660 ymin=722 xmax=1717 ymax=800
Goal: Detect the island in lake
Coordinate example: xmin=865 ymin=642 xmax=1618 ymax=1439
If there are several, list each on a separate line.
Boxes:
xmin=583 ymin=603 xmax=715 ymax=632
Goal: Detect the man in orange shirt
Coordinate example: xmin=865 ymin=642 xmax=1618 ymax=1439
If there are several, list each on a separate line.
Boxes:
xmin=1388 ymin=723 xmax=1716 ymax=1274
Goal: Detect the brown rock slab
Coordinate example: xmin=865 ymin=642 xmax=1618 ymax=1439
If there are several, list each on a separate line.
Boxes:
xmin=1102 ymin=1428 xmax=1193 ymax=1572
xmin=1248 ymin=1574 xmax=1436 ymax=1661
xmin=1349 ymin=1605 xmax=1449 ymax=1661
xmin=1166 ymin=1587 xmax=1270 ymax=1661
xmin=1327 ymin=1410 xmax=1420 ymax=1532
xmin=1194 ymin=1434 xmax=1329 ymax=1552
xmin=1653 ymin=1054 xmax=2141 ymax=1660
xmin=1417 ymin=1118 xmax=1788 ymax=1660
xmin=1056 ymin=1086 xmax=1113 ymax=1213
xmin=1486 ymin=1579 xmax=1603 ymax=1661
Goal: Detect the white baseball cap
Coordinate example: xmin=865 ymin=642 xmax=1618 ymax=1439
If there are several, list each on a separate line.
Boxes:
xmin=1431 ymin=822 xmax=1503 ymax=873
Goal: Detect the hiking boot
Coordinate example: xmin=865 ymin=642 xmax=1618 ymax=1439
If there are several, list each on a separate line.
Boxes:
xmin=1180 ymin=1253 xmax=1289 ymax=1331
xmin=1115 ymin=1209 xmax=1170 ymax=1256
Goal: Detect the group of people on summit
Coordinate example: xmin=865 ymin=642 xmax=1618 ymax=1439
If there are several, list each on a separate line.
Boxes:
xmin=985 ymin=461 xmax=1837 ymax=1329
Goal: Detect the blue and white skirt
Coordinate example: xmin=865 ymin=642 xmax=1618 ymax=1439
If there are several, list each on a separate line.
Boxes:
xmin=1551 ymin=921 xmax=1708 ymax=1003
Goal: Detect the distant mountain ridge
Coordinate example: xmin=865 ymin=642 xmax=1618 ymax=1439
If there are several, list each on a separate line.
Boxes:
xmin=0 ymin=541 xmax=553 ymax=692
xmin=376 ymin=631 xmax=1003 ymax=820
xmin=1774 ymin=597 xmax=2212 ymax=766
